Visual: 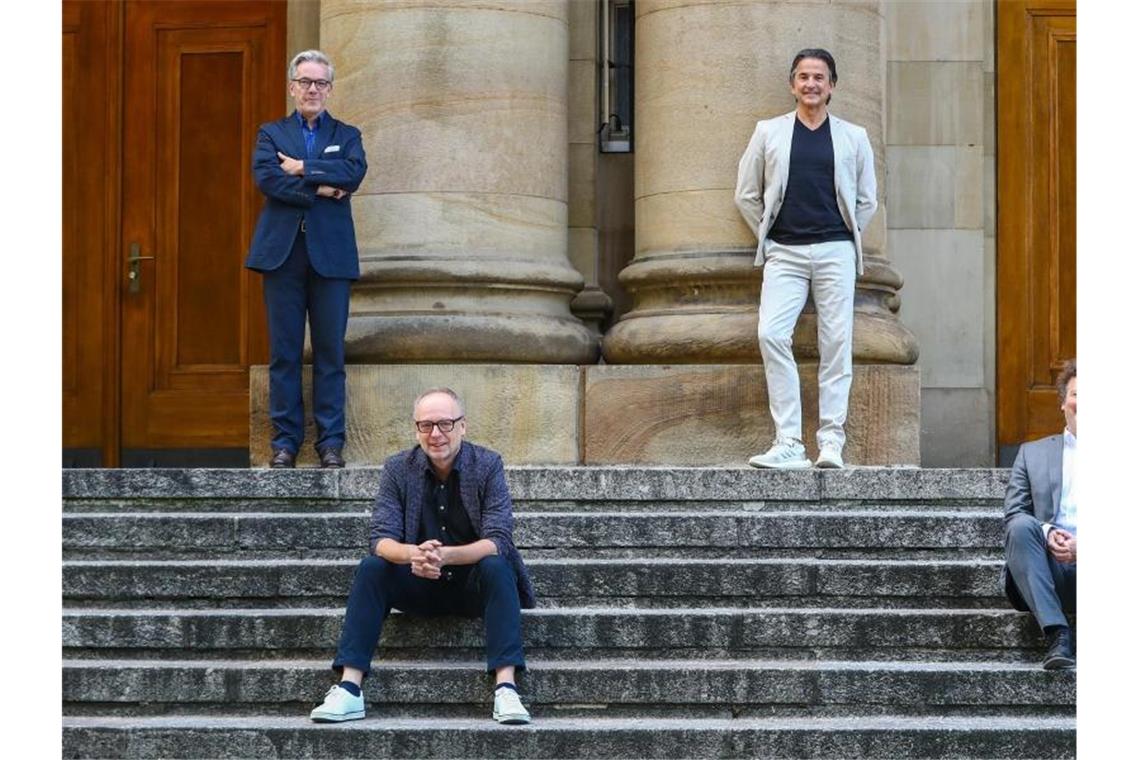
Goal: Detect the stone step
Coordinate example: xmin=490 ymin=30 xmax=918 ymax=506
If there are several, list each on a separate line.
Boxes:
xmin=62 ymin=558 xmax=1008 ymax=608
xmin=63 ymin=607 xmax=1044 ymax=659
xmin=62 ymin=658 xmax=1074 ymax=712
xmin=61 ymin=715 xmax=1075 ymax=759
xmin=63 ymin=511 xmax=1004 ymax=558
xmin=62 ymin=498 xmax=1001 ymax=515
xmin=63 ymin=467 xmax=1008 ymax=503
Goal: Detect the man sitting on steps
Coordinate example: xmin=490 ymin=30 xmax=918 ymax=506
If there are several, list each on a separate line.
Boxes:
xmin=309 ymin=387 xmax=535 ymax=723
xmin=1001 ymin=359 xmax=1077 ymax=670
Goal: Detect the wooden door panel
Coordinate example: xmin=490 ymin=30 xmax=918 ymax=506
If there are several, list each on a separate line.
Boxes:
xmin=62 ymin=0 xmax=119 ymax=462
xmin=997 ymin=0 xmax=1076 ymax=460
xmin=121 ymin=0 xmax=280 ymax=452
xmin=157 ymin=33 xmax=260 ymax=383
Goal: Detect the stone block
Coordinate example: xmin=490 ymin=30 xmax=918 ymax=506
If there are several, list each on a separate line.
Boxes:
xmin=886 ymin=0 xmax=986 ymax=62
xmin=886 ymin=146 xmax=983 ymax=229
xmin=567 ymin=226 xmax=599 ymax=282
xmin=568 ymin=0 xmax=598 ymax=61
xmin=568 ymin=58 xmax=597 ymax=145
xmin=582 ymin=364 xmax=920 ymax=466
xmin=887 ymin=62 xmax=984 ymax=146
xmin=921 ymin=388 xmax=995 ymax=467
xmin=568 ymin=142 xmax=597 ymax=228
xmin=250 ymin=365 xmax=581 ymax=467
xmin=890 ymin=229 xmax=986 ymax=388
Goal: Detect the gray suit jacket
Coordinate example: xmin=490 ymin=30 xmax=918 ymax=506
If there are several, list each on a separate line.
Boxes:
xmin=1001 ymin=433 xmax=1064 ymax=609
xmin=369 ymin=441 xmax=536 ymax=609
xmin=733 ymin=110 xmax=878 ymax=275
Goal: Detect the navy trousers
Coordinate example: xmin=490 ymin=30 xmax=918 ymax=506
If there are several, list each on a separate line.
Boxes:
xmin=261 ymin=232 xmax=351 ymax=454
xmin=1004 ymin=513 xmax=1077 ymax=631
xmin=333 ymin=555 xmax=526 ymax=676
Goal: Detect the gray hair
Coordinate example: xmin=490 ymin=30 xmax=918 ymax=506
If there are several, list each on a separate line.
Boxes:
xmin=288 ymin=50 xmax=334 ymax=83
xmin=413 ymin=387 xmax=465 ymax=417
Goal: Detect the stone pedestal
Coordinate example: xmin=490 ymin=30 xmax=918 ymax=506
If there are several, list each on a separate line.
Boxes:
xmin=250 ymin=365 xmax=581 ymax=467
xmin=251 ymin=364 xmax=919 ymax=467
xmin=602 ymin=0 xmax=917 ymax=365
xmin=321 ymin=0 xmax=597 ymax=363
xmin=583 ymin=364 xmax=920 ymax=466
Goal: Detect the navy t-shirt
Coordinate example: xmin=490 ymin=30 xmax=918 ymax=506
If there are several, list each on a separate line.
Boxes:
xmin=768 ymin=116 xmax=853 ymax=245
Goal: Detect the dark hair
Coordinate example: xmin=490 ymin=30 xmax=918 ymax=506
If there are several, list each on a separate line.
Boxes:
xmin=1056 ymin=359 xmax=1076 ymax=401
xmin=789 ymin=48 xmax=837 ymax=104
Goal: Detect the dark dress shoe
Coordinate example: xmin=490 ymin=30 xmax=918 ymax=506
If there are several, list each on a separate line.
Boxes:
xmin=270 ymin=448 xmax=296 ymax=469
xmin=1043 ymin=627 xmax=1076 ymax=670
xmin=318 ymin=446 xmax=345 ymax=469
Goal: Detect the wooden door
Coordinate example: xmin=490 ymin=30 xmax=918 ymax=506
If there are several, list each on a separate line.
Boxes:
xmin=996 ymin=0 xmax=1076 ymax=464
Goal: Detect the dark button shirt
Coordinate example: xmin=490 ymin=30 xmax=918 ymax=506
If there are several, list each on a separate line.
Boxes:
xmin=769 ymin=116 xmax=853 ymax=246
xmin=418 ymin=466 xmax=477 ymax=582
xmin=295 ymin=110 xmax=325 ymax=159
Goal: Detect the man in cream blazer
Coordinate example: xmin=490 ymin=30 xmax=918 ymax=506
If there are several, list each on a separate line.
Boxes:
xmin=734 ymin=48 xmax=877 ymax=469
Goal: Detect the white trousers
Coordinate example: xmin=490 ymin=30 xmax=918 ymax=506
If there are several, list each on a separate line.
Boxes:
xmin=757 ymin=239 xmax=856 ymax=450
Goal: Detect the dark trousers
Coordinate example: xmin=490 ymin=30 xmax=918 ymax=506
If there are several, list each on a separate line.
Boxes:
xmin=261 ymin=232 xmax=351 ymax=454
xmin=333 ymin=555 xmax=526 ymax=676
xmin=1004 ymin=513 xmax=1077 ymax=631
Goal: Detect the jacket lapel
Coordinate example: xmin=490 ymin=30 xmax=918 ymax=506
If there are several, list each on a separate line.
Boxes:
xmin=776 ymin=111 xmax=795 ymax=194
xmin=405 ymin=449 xmax=426 ymax=542
xmin=829 ymin=115 xmax=854 ymax=225
xmin=1048 ymin=434 xmax=1063 ymax=519
xmin=456 ymin=443 xmax=484 ymax=534
xmin=280 ymin=112 xmax=307 ymax=161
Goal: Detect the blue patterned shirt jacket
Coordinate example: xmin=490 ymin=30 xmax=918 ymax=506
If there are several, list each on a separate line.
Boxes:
xmin=369 ymin=441 xmax=536 ymax=608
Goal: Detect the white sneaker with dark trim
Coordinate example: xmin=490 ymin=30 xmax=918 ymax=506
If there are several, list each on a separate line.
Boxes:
xmin=493 ymin=686 xmax=531 ymax=724
xmin=748 ymin=440 xmax=812 ymax=470
xmin=310 ymin=685 xmax=365 ymax=723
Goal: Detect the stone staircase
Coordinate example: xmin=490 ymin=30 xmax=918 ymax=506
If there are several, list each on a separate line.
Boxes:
xmin=62 ymin=467 xmax=1075 ymax=758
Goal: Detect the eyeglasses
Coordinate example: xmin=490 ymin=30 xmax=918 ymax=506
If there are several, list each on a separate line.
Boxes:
xmin=414 ymin=416 xmax=464 ymax=434
xmin=291 ymin=78 xmax=331 ymax=92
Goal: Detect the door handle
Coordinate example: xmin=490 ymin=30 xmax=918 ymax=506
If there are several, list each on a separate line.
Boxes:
xmin=127 ymin=242 xmax=155 ymax=294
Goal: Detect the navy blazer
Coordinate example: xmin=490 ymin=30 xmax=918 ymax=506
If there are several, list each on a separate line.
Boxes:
xmin=1001 ymin=433 xmax=1064 ymax=610
xmin=245 ymin=111 xmax=367 ymax=279
xmin=369 ymin=441 xmax=536 ymax=609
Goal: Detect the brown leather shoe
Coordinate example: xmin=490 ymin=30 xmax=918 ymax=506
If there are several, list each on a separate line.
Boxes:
xmin=270 ymin=448 xmax=296 ymax=469
xmin=318 ymin=446 xmax=345 ymax=469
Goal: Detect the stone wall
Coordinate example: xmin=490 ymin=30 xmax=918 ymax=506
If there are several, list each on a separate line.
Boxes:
xmin=884 ymin=0 xmax=995 ymax=465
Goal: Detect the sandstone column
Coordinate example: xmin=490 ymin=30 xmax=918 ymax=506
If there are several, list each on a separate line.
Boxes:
xmin=602 ymin=0 xmax=917 ymax=365
xmin=322 ymin=0 xmax=598 ymax=363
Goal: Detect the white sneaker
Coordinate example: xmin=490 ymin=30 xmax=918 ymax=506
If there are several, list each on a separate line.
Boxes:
xmin=815 ymin=444 xmax=844 ymax=469
xmin=310 ymin=685 xmax=365 ymax=723
xmin=748 ymin=440 xmax=812 ymax=470
xmin=492 ymin=685 xmax=531 ymax=724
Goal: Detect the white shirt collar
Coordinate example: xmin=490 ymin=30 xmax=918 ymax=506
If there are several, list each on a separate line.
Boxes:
xmin=1063 ymin=428 xmax=1076 ymax=448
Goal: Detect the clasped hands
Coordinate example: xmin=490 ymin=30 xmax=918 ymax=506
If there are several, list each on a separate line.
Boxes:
xmin=409 ymin=539 xmax=450 ymax=580
xmin=1047 ymin=528 xmax=1076 ymax=564
xmin=277 ymin=151 xmax=348 ymax=200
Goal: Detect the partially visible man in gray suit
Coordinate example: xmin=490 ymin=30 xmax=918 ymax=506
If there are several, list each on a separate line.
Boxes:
xmin=1003 ymin=359 xmax=1077 ymax=669
xmin=734 ymin=48 xmax=878 ymax=471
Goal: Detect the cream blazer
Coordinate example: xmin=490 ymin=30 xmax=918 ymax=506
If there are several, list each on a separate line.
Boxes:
xmin=733 ymin=110 xmax=877 ymax=275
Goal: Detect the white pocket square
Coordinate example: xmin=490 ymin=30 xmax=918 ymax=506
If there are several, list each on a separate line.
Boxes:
xmin=323 ymin=145 xmax=340 ymax=153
